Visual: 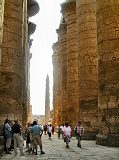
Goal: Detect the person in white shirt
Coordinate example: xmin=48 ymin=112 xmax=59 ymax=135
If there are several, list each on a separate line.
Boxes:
xmin=63 ymin=123 xmax=71 ymax=148
xmin=60 ymin=124 xmax=64 ymax=138
xmin=47 ymin=124 xmax=52 ymax=140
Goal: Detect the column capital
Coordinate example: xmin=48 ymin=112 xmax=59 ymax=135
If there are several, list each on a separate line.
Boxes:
xmin=28 ymin=21 xmax=36 ymax=36
xmin=61 ymin=0 xmax=76 ymax=15
xmin=27 ymin=0 xmax=40 ymax=17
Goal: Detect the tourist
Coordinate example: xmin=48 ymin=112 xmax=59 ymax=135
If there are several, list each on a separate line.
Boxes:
xmin=57 ymin=125 xmax=62 ymax=139
xmin=63 ymin=123 xmax=71 ymax=148
xmin=75 ymin=121 xmax=84 ymax=148
xmin=25 ymin=123 xmax=31 ymax=152
xmin=52 ymin=125 xmax=55 ymax=135
xmin=3 ymin=119 xmax=12 ymax=154
xmin=12 ymin=119 xmax=25 ymax=156
xmin=60 ymin=124 xmax=64 ymax=138
xmin=47 ymin=124 xmax=52 ymax=140
xmin=43 ymin=124 xmax=47 ymax=135
xmin=30 ymin=121 xmax=45 ymax=155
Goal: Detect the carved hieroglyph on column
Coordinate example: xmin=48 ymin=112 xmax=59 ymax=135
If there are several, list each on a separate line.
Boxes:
xmin=96 ymin=0 xmax=119 ymax=147
xmin=76 ymin=0 xmax=98 ymax=139
xmin=52 ymin=42 xmax=59 ymax=126
xmin=61 ymin=0 xmax=79 ymax=127
xmin=0 ymin=0 xmax=24 ymax=123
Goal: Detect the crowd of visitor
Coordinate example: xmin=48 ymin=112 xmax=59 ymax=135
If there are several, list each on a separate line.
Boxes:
xmin=3 ymin=118 xmax=84 ymax=156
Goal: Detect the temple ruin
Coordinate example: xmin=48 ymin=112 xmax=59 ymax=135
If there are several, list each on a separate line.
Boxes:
xmin=0 ymin=0 xmax=119 ymax=147
xmin=52 ymin=0 xmax=119 ymax=146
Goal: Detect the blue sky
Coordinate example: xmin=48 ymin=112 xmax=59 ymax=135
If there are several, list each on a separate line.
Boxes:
xmin=30 ymin=0 xmax=65 ymax=115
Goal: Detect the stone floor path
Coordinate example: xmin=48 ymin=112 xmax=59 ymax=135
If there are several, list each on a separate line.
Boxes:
xmin=0 ymin=134 xmax=119 ymax=160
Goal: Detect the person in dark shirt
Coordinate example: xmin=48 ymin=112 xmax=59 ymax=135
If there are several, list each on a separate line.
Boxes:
xmin=12 ymin=119 xmax=25 ymax=156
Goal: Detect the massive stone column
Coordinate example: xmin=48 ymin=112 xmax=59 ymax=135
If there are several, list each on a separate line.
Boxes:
xmin=56 ymin=29 xmax=63 ymax=125
xmin=0 ymin=0 xmax=24 ymax=123
xmin=76 ymin=0 xmax=98 ymax=139
xmin=60 ymin=23 xmax=68 ymax=124
xmin=52 ymin=42 xmax=59 ymax=126
xmin=96 ymin=0 xmax=119 ymax=146
xmin=61 ymin=0 xmax=79 ymax=128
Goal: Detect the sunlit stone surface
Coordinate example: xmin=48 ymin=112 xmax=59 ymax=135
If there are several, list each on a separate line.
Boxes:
xmin=52 ymin=0 xmax=119 ymax=146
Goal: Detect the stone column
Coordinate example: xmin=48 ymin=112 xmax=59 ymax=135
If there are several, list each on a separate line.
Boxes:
xmin=56 ymin=29 xmax=63 ymax=125
xmin=76 ymin=0 xmax=98 ymax=139
xmin=60 ymin=23 xmax=68 ymax=124
xmin=52 ymin=42 xmax=59 ymax=126
xmin=0 ymin=0 xmax=24 ymax=123
xmin=96 ymin=0 xmax=119 ymax=147
xmin=61 ymin=0 xmax=79 ymax=128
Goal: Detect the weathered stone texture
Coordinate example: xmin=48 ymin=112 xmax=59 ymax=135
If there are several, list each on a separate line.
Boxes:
xmin=56 ymin=33 xmax=63 ymax=124
xmin=52 ymin=23 xmax=68 ymax=126
xmin=52 ymin=0 xmax=119 ymax=146
xmin=60 ymin=24 xmax=68 ymax=124
xmin=61 ymin=0 xmax=79 ymax=128
xmin=0 ymin=0 xmax=39 ymax=128
xmin=96 ymin=0 xmax=119 ymax=146
xmin=0 ymin=0 xmax=24 ymax=123
xmin=52 ymin=42 xmax=59 ymax=126
xmin=76 ymin=0 xmax=98 ymax=139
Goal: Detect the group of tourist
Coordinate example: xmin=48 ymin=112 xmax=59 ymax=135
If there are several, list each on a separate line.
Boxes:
xmin=3 ymin=118 xmax=84 ymax=156
xmin=43 ymin=124 xmax=54 ymax=140
xmin=57 ymin=121 xmax=84 ymax=148
xmin=3 ymin=119 xmax=25 ymax=156
xmin=3 ymin=119 xmax=45 ymax=156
